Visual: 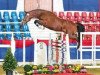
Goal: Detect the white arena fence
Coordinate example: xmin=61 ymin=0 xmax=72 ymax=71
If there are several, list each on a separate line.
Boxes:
xmin=66 ymin=32 xmax=100 ymax=68
xmin=0 ymin=32 xmax=31 ymax=65
xmin=80 ymin=32 xmax=100 ymax=68
xmin=0 ymin=32 xmax=69 ymax=65
xmin=0 ymin=31 xmax=100 ymax=68
xmin=52 ymin=32 xmax=100 ymax=68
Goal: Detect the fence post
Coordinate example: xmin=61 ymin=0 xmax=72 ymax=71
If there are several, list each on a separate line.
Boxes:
xmin=11 ymin=33 xmax=15 ymax=56
xmin=66 ymin=34 xmax=70 ymax=64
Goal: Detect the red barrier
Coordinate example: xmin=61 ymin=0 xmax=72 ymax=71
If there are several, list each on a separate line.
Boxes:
xmin=2 ymin=39 xmax=34 ymax=48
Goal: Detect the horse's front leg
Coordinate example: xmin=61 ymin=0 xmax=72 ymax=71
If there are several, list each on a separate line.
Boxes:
xmin=34 ymin=20 xmax=45 ymax=26
xmin=34 ymin=20 xmax=46 ymax=29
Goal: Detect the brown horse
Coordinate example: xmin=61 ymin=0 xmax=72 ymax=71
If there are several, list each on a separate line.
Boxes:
xmin=21 ymin=9 xmax=85 ymax=49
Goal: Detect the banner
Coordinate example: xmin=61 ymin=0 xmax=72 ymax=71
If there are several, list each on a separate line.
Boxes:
xmin=53 ymin=0 xmax=99 ymax=12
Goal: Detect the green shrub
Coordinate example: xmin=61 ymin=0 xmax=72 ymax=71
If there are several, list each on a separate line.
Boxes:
xmin=24 ymin=64 xmax=33 ymax=72
xmin=2 ymin=48 xmax=17 ymax=71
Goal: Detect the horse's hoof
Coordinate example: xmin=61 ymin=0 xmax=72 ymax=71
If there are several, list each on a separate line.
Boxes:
xmin=35 ymin=22 xmax=40 ymax=26
xmin=34 ymin=20 xmax=38 ymax=24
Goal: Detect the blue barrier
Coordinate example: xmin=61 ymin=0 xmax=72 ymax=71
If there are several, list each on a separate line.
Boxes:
xmin=0 ymin=48 xmax=8 ymax=59
xmin=96 ymin=51 xmax=100 ymax=59
xmin=25 ymin=44 xmax=34 ymax=62
xmin=14 ymin=48 xmax=23 ymax=62
xmin=15 ymin=44 xmax=34 ymax=62
xmin=70 ymin=44 xmax=92 ymax=59
xmin=70 ymin=47 xmax=93 ymax=59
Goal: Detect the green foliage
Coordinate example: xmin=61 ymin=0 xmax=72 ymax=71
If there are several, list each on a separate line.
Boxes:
xmin=37 ymin=64 xmax=43 ymax=69
xmin=2 ymin=48 xmax=17 ymax=71
xmin=24 ymin=64 xmax=33 ymax=72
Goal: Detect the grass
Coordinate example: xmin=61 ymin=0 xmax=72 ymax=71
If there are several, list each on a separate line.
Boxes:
xmin=0 ymin=65 xmax=24 ymax=75
xmin=87 ymin=68 xmax=100 ymax=75
xmin=0 ymin=65 xmax=100 ymax=75
xmin=0 ymin=65 xmax=5 ymax=74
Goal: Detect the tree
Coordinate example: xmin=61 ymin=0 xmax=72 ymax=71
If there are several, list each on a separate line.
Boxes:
xmin=2 ymin=48 xmax=17 ymax=75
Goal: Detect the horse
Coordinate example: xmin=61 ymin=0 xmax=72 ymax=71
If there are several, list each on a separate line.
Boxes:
xmin=21 ymin=9 xmax=85 ymax=49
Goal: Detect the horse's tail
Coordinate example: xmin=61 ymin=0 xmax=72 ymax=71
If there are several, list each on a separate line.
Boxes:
xmin=77 ymin=22 xmax=85 ymax=49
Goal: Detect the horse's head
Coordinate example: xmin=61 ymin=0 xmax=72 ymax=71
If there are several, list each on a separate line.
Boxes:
xmin=21 ymin=12 xmax=31 ymax=25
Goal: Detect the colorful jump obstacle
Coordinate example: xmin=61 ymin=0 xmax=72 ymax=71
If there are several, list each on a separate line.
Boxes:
xmin=50 ymin=33 xmax=67 ymax=64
